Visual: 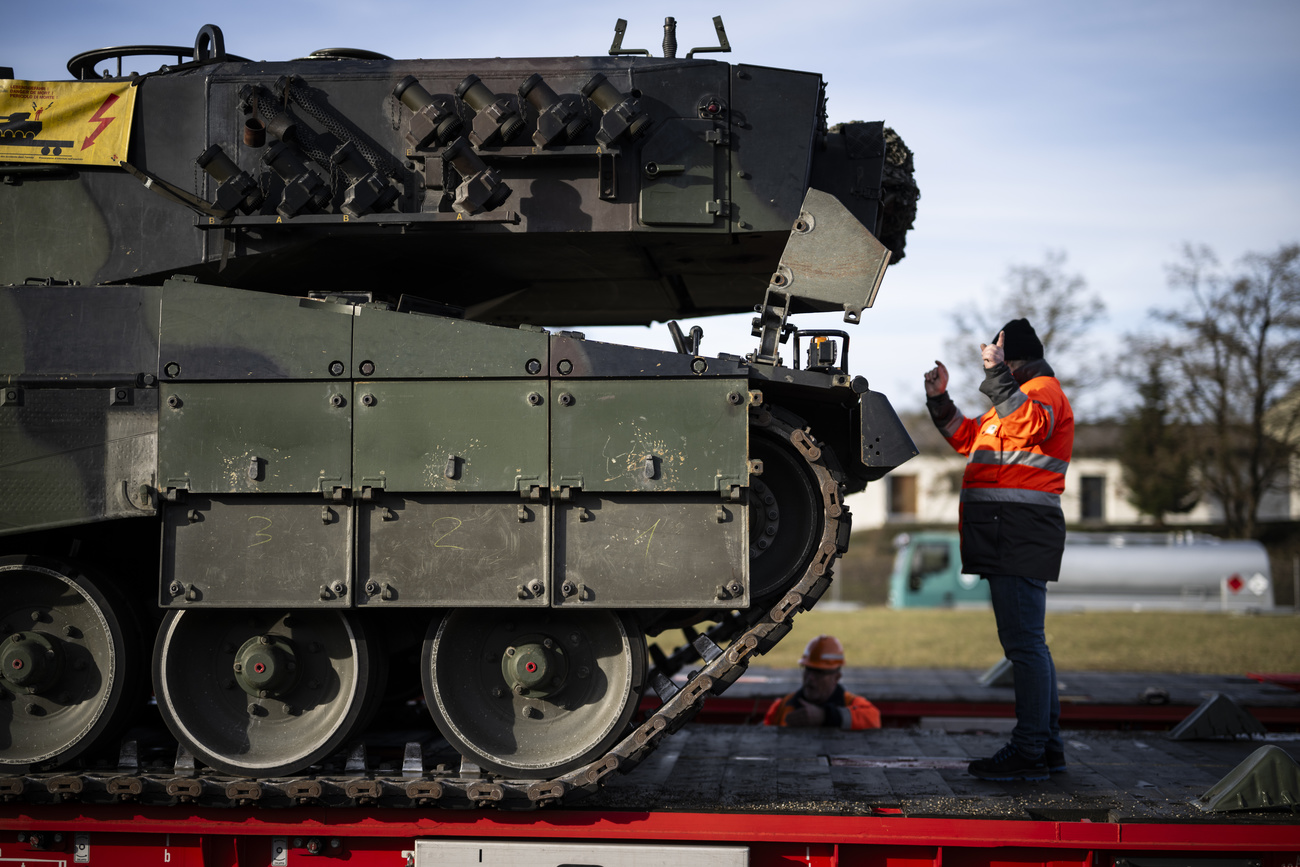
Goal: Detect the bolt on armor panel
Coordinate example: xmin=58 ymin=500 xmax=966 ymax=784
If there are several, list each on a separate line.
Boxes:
xmin=356 ymin=494 xmax=549 ymax=608
xmin=549 ymin=379 xmax=748 ymax=494
xmin=160 ymin=496 xmax=353 ymax=608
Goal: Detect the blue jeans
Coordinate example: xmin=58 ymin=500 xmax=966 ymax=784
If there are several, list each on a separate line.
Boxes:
xmin=986 ymin=574 xmax=1062 ymax=758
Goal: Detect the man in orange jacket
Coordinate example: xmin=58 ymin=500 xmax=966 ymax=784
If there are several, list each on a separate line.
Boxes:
xmin=924 ymin=319 xmax=1073 ymax=781
xmin=764 ymin=635 xmax=881 ymax=730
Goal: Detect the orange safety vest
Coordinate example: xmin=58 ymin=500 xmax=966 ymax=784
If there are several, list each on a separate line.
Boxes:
xmin=941 ymin=371 xmax=1074 ymax=505
xmin=763 ymin=686 xmax=882 ymax=730
xmin=930 ymin=360 xmax=1074 ymax=579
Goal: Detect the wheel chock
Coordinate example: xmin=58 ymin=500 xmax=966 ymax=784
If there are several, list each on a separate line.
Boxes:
xmin=1194 ymin=744 xmax=1300 ymax=812
xmin=1168 ymin=692 xmax=1267 ymax=740
xmin=977 ymin=657 xmax=1014 ymax=687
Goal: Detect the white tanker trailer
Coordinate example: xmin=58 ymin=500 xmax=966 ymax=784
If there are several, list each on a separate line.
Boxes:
xmin=888 ymin=530 xmax=1275 ymax=612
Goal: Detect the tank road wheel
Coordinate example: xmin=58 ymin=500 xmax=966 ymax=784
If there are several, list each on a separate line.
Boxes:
xmin=153 ymin=609 xmax=383 ymax=776
xmin=422 ymin=609 xmax=645 ymax=777
xmin=748 ymin=417 xmax=826 ymax=602
xmin=0 ymin=555 xmax=142 ymax=773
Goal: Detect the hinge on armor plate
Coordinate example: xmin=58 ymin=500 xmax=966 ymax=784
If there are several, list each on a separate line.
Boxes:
xmin=359 ymin=477 xmax=386 ymax=500
xmin=715 ymin=472 xmax=743 ymax=500
xmin=318 ymin=474 xmax=346 ymax=500
xmin=0 ymin=386 xmax=21 ymax=406
xmin=515 ymin=475 xmax=543 ymax=500
xmin=557 ymin=475 xmax=583 ymax=500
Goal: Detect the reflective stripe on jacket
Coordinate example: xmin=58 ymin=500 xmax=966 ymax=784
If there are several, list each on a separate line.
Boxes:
xmin=927 ymin=359 xmax=1074 ymax=579
xmin=941 ymin=364 xmax=1073 ymax=503
xmin=763 ymin=685 xmax=882 ymax=730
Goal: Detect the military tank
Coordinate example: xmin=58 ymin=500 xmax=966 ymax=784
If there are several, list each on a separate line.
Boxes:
xmin=0 ymin=20 xmax=918 ymax=806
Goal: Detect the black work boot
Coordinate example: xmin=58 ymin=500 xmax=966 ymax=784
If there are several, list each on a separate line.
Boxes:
xmin=968 ymin=744 xmax=1049 ymax=781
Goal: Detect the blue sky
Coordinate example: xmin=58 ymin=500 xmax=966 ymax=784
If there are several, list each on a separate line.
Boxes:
xmin=5 ymin=1 xmax=1298 ymax=415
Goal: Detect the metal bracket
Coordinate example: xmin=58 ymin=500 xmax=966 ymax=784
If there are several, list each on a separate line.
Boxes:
xmin=686 ymin=16 xmax=732 ymax=58
xmin=402 ymin=743 xmax=424 ymax=778
xmin=715 ymin=473 xmax=744 ymax=501
xmin=173 ymin=744 xmax=197 ymax=777
xmin=597 ymin=148 xmax=618 ymax=200
xmin=608 ymin=18 xmax=652 ymax=56
xmin=768 ymin=188 xmax=892 ymax=325
xmin=794 ymin=328 xmax=851 ymax=375
xmin=667 ymin=320 xmax=703 ymax=355
xmin=117 ymin=739 xmax=139 ymax=772
xmin=345 ymin=743 xmax=368 ymax=774
xmin=317 ymin=474 xmax=346 ymax=498
xmin=749 ymin=286 xmax=794 ymax=367
xmin=515 ymin=475 xmax=542 ymax=499
xmin=120 ymin=160 xmax=232 ymax=219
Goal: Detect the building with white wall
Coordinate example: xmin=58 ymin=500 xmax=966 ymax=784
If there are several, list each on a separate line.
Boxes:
xmin=847 ymin=417 xmax=1294 ymax=530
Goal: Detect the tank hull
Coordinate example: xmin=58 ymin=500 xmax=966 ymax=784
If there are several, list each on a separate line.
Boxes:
xmin=0 ymin=24 xmax=918 ymax=796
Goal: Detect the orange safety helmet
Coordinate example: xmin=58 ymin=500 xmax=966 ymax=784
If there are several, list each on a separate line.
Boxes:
xmin=799 ymin=635 xmax=845 ymax=670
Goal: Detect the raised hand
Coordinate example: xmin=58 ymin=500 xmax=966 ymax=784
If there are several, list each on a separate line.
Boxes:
xmin=923 ymin=360 xmax=949 ymax=396
xmin=980 ymin=330 xmax=1005 ymax=369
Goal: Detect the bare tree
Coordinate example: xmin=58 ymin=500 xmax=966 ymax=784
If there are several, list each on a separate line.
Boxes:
xmin=945 ymin=250 xmax=1106 ymax=405
xmin=1155 ymin=243 xmax=1300 ymax=538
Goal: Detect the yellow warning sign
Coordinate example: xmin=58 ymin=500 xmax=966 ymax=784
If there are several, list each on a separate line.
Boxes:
xmin=0 ymin=79 xmax=137 ymax=166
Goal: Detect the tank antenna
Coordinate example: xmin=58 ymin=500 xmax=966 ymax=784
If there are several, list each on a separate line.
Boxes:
xmin=663 ymin=18 xmax=678 ymax=59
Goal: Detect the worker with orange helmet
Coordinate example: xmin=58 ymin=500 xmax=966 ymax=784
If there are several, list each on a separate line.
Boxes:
xmin=763 ymin=635 xmax=881 ymax=729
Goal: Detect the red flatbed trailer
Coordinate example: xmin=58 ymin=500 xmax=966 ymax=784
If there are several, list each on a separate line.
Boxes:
xmin=4 ymin=667 xmax=1297 ymax=864
xmin=2 ymin=805 xmax=1298 ymax=866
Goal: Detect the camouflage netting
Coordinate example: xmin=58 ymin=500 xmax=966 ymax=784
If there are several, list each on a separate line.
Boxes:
xmin=878 ymin=127 xmax=919 ymax=263
xmin=829 ymin=122 xmax=919 ymax=263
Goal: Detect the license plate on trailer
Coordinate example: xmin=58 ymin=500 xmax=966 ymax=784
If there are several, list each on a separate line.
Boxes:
xmin=411 ymin=840 xmax=748 ymax=867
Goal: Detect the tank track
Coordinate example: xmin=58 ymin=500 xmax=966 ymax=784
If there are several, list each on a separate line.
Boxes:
xmin=0 ymin=412 xmax=849 ymax=810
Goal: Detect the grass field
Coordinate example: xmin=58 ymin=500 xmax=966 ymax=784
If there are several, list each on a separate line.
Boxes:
xmin=655 ymin=607 xmax=1300 ymax=675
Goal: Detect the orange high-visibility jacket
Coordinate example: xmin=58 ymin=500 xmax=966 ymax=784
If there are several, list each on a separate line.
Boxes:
xmin=764 ymin=685 xmax=882 ymax=730
xmin=927 ymin=359 xmax=1074 ymax=579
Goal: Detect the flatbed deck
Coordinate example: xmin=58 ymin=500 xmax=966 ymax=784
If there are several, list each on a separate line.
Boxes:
xmin=589 ymin=722 xmax=1300 ymax=821
xmin=3 ymin=667 xmax=1297 ymax=865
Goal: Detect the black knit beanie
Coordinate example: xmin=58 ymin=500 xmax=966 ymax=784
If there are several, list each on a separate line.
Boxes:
xmin=996 ymin=318 xmax=1044 ymax=361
